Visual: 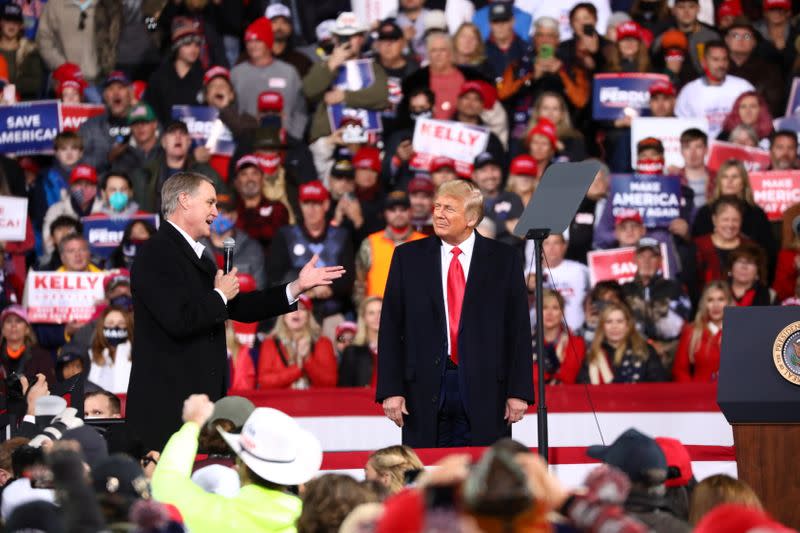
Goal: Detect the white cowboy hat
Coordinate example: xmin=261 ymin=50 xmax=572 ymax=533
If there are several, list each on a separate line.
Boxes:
xmin=218 ymin=407 xmax=322 ymax=486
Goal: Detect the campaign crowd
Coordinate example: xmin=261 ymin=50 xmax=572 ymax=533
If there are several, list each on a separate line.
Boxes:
xmin=0 ymin=0 xmax=797 ymax=529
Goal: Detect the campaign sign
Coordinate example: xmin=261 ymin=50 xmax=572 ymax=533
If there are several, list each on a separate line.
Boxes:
xmin=785 ymin=78 xmax=800 ymax=117
xmin=706 ymin=141 xmax=771 ymax=174
xmin=171 ymin=106 xmax=235 ymax=156
xmin=0 ymin=100 xmax=60 ymax=155
xmin=327 ymin=59 xmax=383 ymax=132
xmin=81 ymin=213 xmax=160 ymax=259
xmin=0 ymin=196 xmax=28 ymax=241
xmin=592 ymin=73 xmax=670 ymax=121
xmin=411 ymin=118 xmax=490 ymax=177
xmin=630 ymin=117 xmax=709 ymax=170
xmin=24 ymin=271 xmax=106 ymax=324
xmin=60 ymin=104 xmax=105 ymax=132
xmin=609 ymin=174 xmax=682 ymax=229
xmin=588 ymin=243 xmax=671 ymax=286
xmin=749 ymin=170 xmax=800 ymax=221
xmin=352 ymin=0 xmax=398 ymax=29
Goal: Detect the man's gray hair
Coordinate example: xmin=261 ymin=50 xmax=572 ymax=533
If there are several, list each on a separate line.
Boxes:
xmin=57 ymin=233 xmax=88 ymax=256
xmin=161 ymin=172 xmax=215 ymax=218
xmin=534 ymin=16 xmax=559 ymax=34
xmin=426 ymin=30 xmax=453 ymax=53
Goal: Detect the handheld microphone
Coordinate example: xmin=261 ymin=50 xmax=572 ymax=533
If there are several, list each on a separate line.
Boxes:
xmin=223 ymin=238 xmax=235 ymax=274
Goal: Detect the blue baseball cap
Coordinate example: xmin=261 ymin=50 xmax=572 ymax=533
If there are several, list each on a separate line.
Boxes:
xmin=587 ymin=428 xmax=667 ymax=483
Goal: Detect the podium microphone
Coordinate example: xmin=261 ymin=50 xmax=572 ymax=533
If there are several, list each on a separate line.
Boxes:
xmin=223 ymin=238 xmax=235 ymax=274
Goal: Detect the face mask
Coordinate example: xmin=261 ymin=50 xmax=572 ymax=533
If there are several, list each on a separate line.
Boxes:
xmin=410 ymin=110 xmax=432 ymax=122
xmin=210 ymin=214 xmax=235 ymax=235
xmin=104 ymin=327 xmax=128 ymax=346
xmin=637 ymin=158 xmax=665 ymax=175
xmin=110 ymin=295 xmax=133 ymax=311
xmin=70 ymin=187 xmax=95 ymax=205
xmin=108 ymin=191 xmax=129 ymax=211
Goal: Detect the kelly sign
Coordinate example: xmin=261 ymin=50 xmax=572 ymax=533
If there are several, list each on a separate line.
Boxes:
xmin=748 ymin=170 xmax=800 ymax=221
xmin=588 ymin=243 xmax=671 ymax=286
xmin=24 ymin=271 xmax=106 ymax=324
xmin=81 ymin=213 xmax=160 ymax=258
xmin=707 ymin=141 xmax=771 ymax=174
xmin=0 ymin=196 xmax=28 ymax=241
xmin=172 ymin=105 xmax=235 ymax=156
xmin=592 ymin=73 xmax=670 ymax=121
xmin=0 ymin=100 xmax=60 ymax=155
xmin=609 ymin=174 xmax=683 ymax=228
xmin=411 ymin=118 xmax=489 ymax=177
xmin=630 ymin=117 xmax=708 ymax=170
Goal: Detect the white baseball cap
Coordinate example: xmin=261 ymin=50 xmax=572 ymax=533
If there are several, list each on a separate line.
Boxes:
xmin=333 ymin=12 xmax=367 ymax=36
xmin=265 ymin=4 xmax=291 ymax=20
xmin=218 ymin=407 xmax=322 ymax=486
xmin=316 ymin=19 xmax=336 ymax=42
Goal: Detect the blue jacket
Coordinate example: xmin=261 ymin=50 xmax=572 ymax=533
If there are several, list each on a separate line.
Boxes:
xmin=473 ymin=6 xmax=532 ymax=43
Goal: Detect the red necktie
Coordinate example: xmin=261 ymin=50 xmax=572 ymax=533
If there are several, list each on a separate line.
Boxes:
xmin=447 ymin=247 xmax=465 ymax=364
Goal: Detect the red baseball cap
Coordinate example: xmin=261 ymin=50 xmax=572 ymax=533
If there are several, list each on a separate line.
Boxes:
xmin=103 ymin=269 xmax=131 ymax=293
xmin=718 ymin=0 xmax=743 ymax=19
xmin=70 ymin=164 xmax=97 ymax=184
xmin=458 ymin=80 xmax=484 ymax=100
xmin=235 ymin=155 xmax=262 ymax=173
xmin=335 ymin=321 xmax=357 ymax=337
xmin=430 ymin=156 xmax=456 ymax=173
xmin=649 ymin=79 xmax=676 ymax=97
xmin=245 ymin=17 xmax=274 ymax=48
xmin=655 ymin=437 xmax=693 ymax=488
xmin=257 ymin=91 xmax=284 ymax=113
xmin=509 ymin=155 xmax=538 ymax=177
xmin=298 ymin=180 xmax=330 ymax=202
xmin=616 ymin=20 xmax=642 ymax=41
xmin=203 ymin=66 xmax=230 ymax=86
xmin=353 ymin=146 xmax=381 ymax=173
xmin=763 ymin=0 xmax=791 ymax=10
xmin=615 ymin=209 xmax=643 ymax=226
xmin=408 ymin=176 xmax=435 ymax=195
xmin=526 ymin=117 xmax=558 ymax=150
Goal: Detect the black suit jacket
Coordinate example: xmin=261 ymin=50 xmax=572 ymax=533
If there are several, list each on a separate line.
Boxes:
xmin=127 ymin=222 xmax=293 ymax=450
xmin=376 ymin=232 xmax=534 ymax=447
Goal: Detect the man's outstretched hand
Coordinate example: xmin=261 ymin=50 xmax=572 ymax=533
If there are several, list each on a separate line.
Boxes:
xmin=289 ymin=254 xmax=346 ymax=299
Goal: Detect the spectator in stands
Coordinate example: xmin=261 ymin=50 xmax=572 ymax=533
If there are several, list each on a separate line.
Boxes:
xmin=256 ymin=295 xmax=337 ymax=389
xmin=724 ymin=18 xmax=785 ymax=117
xmin=611 ymin=210 xmax=647 ymax=248
xmin=671 ymin=128 xmax=711 ymax=208
xmin=297 ymin=474 xmax=379 ymax=533
xmin=326 ymin=158 xmax=356 ymax=213
xmin=78 ymin=72 xmax=133 ymax=173
xmin=557 ymin=3 xmax=609 ymax=76
xmin=527 ymin=233 xmax=590 ymax=331
xmin=349 ymin=147 xmax=389 ymax=240
xmin=656 ymin=0 xmax=719 ymax=76
xmin=532 ymin=92 xmax=588 ymax=161
xmin=152 ymin=395 xmax=322 ymax=532
xmin=333 ymin=321 xmax=356 ymax=360
xmin=692 ymin=161 xmax=776 ymax=272
xmin=525 ymin=117 xmax=558 ymax=179
xmin=0 ymin=3 xmax=41 ymax=100
xmin=774 ymin=216 xmax=800 ymax=302
xmin=688 ymin=474 xmax=762 ymax=525
xmin=648 ymin=80 xmax=677 ymax=117
xmin=144 ymin=17 xmax=206 ymax=126
xmin=364 ymin=445 xmax=423 ymax=494
xmin=394 ymin=0 xmax=431 ymax=60
xmin=653 ymin=30 xmax=695 ymax=91
xmin=623 ymin=237 xmax=691 ymax=365
xmin=429 ymin=157 xmax=458 ymax=188
xmin=472 ymin=151 xmax=522 ymax=246
xmin=52 ymin=62 xmax=89 ymax=104
xmin=84 ymin=390 xmax=122 ymax=419
xmin=408 ymin=176 xmax=435 ymax=235
xmin=719 ymin=91 xmax=773 ymax=148
xmin=56 ymin=234 xmax=101 ymax=274
xmin=42 ymin=165 xmax=103 ymax=258
xmin=111 ymin=103 xmax=162 ymax=176
xmin=268 ymin=181 xmax=355 ymax=332
xmin=338 ymin=296 xmax=382 ymax=387
xmin=231 ymin=17 xmax=307 ymax=140
xmin=246 ymin=129 xmax=298 ymax=223
xmin=375 ymin=18 xmax=418 ymax=136
xmin=602 ymin=21 xmax=649 ymax=73
xmin=631 ymin=0 xmax=671 ymax=35
xmin=303 ymin=13 xmax=388 ymax=144
xmin=695 ymin=196 xmax=756 ymax=288
xmin=588 ymin=428 xmax=691 ymax=531
xmin=672 ymin=280 xmax=733 ymax=383
xmin=88 ymin=305 xmax=132 ymax=394
xmin=31 ymin=132 xmax=84 ymax=238
xmin=533 ymin=289 xmax=585 ymax=385
xmin=675 ymin=41 xmax=754 ymax=139
xmin=266 ymin=5 xmax=311 ymax=78
xmin=728 ymin=242 xmax=772 ymax=306
xmin=132 ymin=120 xmax=226 ymax=213
xmin=485 ymin=2 xmax=526 ymax=81
xmin=756 ymin=0 xmax=793 ymax=59
xmin=233 ymin=156 xmax=289 ymax=254
xmin=356 ymin=192 xmax=426 ymax=302
xmin=37 ymin=216 xmax=81 ymax=271
xmin=566 ymin=163 xmax=609 ymax=263
xmin=768 ymin=130 xmax=799 ymax=170
xmin=108 ymin=219 xmax=156 ymax=270
xmin=506 ymin=155 xmax=538 ymax=207
xmin=453 ymin=22 xmax=491 ymax=78
xmin=0 ymin=305 xmax=56 ymax=386
xmin=95 ymin=172 xmax=142 ymax=218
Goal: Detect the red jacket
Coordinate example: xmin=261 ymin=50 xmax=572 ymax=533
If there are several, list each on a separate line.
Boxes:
xmin=694 ymin=235 xmax=757 ymax=290
xmin=773 ymin=248 xmax=799 ymax=302
xmin=257 ymin=335 xmax=337 ymax=389
xmin=533 ymin=333 xmax=585 ymax=387
xmin=229 ymin=345 xmax=256 ymax=390
xmin=672 ymin=323 xmax=721 ymax=383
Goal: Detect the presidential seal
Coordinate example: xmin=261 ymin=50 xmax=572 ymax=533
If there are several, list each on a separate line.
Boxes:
xmin=772 ymin=321 xmax=800 ymax=385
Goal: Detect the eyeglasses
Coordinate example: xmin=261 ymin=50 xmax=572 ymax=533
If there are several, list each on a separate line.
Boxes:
xmin=78 ymin=10 xmax=87 ymax=31
xmin=728 ymin=32 xmax=752 ymax=40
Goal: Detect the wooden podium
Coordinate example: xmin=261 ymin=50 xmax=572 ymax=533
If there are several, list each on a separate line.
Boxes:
xmin=718 ymin=307 xmax=800 ymax=529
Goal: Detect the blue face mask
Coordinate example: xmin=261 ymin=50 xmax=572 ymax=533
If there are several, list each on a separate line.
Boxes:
xmin=110 ymin=295 xmax=133 ymax=311
xmin=210 ymin=214 xmax=235 ymax=235
xmin=108 ymin=191 xmax=129 ymax=211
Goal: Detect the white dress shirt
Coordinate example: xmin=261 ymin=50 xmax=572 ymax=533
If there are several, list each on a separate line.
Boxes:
xmin=440 ymin=231 xmax=476 ymax=357
xmin=168 ymin=220 xmax=296 ymax=305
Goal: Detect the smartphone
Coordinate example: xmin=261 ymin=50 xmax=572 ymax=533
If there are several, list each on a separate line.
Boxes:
xmin=539 ymin=44 xmax=554 ymax=60
xmin=583 ymin=24 xmax=596 ymax=37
